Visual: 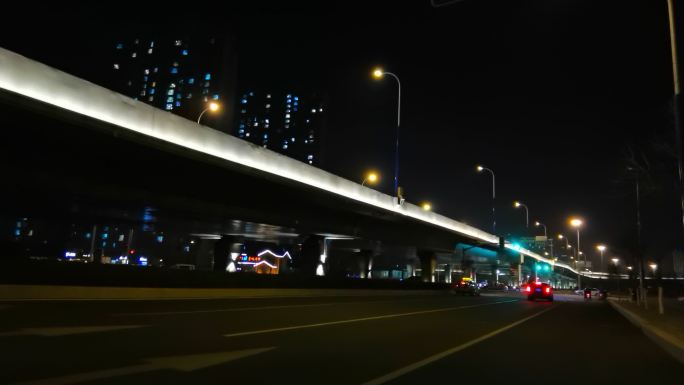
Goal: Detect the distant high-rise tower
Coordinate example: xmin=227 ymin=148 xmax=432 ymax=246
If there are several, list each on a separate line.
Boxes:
xmin=107 ymin=35 xmax=236 ymax=131
xmin=237 ymin=91 xmax=325 ymax=166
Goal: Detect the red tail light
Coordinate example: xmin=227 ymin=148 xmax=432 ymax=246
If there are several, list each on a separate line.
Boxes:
xmin=525 ymin=286 xmax=531 ymax=293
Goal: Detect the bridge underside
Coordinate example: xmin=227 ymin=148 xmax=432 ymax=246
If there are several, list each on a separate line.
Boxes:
xmin=0 ymin=90 xmax=485 ymax=255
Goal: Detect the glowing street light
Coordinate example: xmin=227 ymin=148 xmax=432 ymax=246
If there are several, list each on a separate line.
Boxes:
xmin=513 ymin=201 xmax=529 ymax=227
xmin=197 ymin=102 xmax=220 ymax=124
xmin=421 ymin=202 xmax=432 ymax=211
xmin=372 ymin=67 xmax=402 ymax=201
xmin=534 ymin=221 xmax=547 ymax=237
xmin=362 ymin=172 xmax=379 ymax=186
xmin=476 ymin=165 xmax=496 ymax=234
xmin=597 ymin=244 xmax=607 ymax=272
xmin=570 ymin=217 xmax=583 ymax=288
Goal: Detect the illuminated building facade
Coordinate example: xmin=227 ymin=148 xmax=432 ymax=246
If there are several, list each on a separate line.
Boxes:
xmin=237 ymin=91 xmax=325 ymax=166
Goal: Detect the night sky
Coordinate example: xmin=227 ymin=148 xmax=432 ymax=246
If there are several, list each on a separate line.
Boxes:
xmin=2 ymin=1 xmax=682 ymax=268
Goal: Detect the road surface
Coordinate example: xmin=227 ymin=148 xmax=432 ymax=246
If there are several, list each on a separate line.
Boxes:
xmin=0 ymin=292 xmax=680 ymax=384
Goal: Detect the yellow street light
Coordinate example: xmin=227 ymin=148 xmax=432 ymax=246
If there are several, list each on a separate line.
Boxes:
xmin=570 ymin=218 xmax=583 ymax=228
xmin=197 ymin=102 xmax=221 ymax=123
xmin=372 ymin=68 xmax=384 ymax=78
xmin=421 ymin=202 xmax=432 ymax=211
xmin=476 ymin=165 xmax=484 ymax=172
xmin=597 ymin=245 xmax=606 ymax=252
xmin=557 ymin=234 xmax=563 ymax=239
xmin=362 ymin=172 xmax=379 ymax=186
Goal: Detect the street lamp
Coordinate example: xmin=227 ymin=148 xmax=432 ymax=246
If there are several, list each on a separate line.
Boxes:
xmin=649 ymin=263 xmax=657 ymax=276
xmin=570 ymin=218 xmax=583 ymax=288
xmin=534 ymin=221 xmax=547 ymax=237
xmin=421 ymin=202 xmax=432 ymax=211
xmin=372 ymin=67 xmax=402 ymax=201
xmin=513 ymin=201 xmax=529 ymax=228
xmin=612 ymin=258 xmax=620 ymax=292
xmin=597 ymin=245 xmax=607 ymax=273
xmin=362 ymin=172 xmax=378 ymax=187
xmin=476 ymin=165 xmax=496 ymax=234
xmin=197 ymin=102 xmax=220 ymax=124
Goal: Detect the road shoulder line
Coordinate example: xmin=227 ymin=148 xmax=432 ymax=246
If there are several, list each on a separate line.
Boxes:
xmin=224 ymin=299 xmax=517 ymax=338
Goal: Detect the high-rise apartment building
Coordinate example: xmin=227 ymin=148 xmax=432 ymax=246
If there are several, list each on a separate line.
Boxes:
xmin=107 ymin=34 xmax=236 ymax=131
xmin=237 ymin=91 xmax=325 ymax=166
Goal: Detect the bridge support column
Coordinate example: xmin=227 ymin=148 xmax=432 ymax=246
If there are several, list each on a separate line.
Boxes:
xmin=300 ymin=235 xmax=325 ymax=276
xmin=356 ymin=249 xmax=374 ymax=278
xmin=444 ymin=264 xmax=453 ymax=284
xmin=418 ymin=250 xmax=436 ymax=283
xmin=212 ymin=237 xmax=242 ymax=273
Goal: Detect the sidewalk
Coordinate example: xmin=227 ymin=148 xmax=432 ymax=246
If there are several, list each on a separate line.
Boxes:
xmin=609 ymin=297 xmax=684 ymax=364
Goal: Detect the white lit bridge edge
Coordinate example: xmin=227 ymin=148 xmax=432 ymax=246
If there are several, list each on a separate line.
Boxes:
xmin=0 ymin=46 xmax=575 ymax=275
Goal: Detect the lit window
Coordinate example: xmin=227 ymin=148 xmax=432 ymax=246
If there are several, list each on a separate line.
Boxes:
xmin=311 ymin=108 xmax=316 ymax=113
xmin=291 ymin=137 xmax=295 ymax=142
xmin=150 ymin=41 xmax=154 ymax=48
xmin=151 ymin=82 xmax=156 ymax=87
xmin=188 ymin=78 xmax=195 ymax=85
xmin=241 ymin=99 xmax=247 ymax=104
xmin=153 ymin=67 xmax=159 ymax=73
xmin=265 ymin=104 xmax=271 ymax=109
xmin=134 ymin=39 xmax=139 ymax=44
xmin=175 ymin=101 xmax=181 ymax=107
xmin=113 ymin=64 xmax=119 ymax=70
xmin=186 ymin=93 xmax=192 ymax=99
xmin=170 ymin=83 xmax=176 ymax=88
xmin=285 ymin=114 xmax=290 ymax=119
xmin=204 ymin=82 xmax=210 ymax=87
xmin=309 ymin=161 xmax=313 ymax=164
xmin=149 ymin=88 xmax=155 ymax=95
xmin=148 ymin=96 xmax=154 ymax=102
xmin=181 ymin=49 xmax=188 ymax=55
xmin=241 ymin=109 xmax=247 ymax=114
xmin=212 ymin=94 xmax=219 ymax=100
xmin=170 ymin=67 xmax=178 ymax=74
xmin=263 ymin=133 xmax=268 ymax=138
xmin=147 ymin=48 xmax=153 ymax=54
xmin=308 ymin=155 xmax=314 ymax=160
xmin=140 ymin=90 xmax=146 ymax=96
xmin=266 ymin=94 xmax=271 ymax=98
xmin=265 ymin=119 xmax=270 ymax=123
xmin=131 ymin=52 xmax=137 ymax=58
xmin=116 ymin=43 xmax=123 ymax=49
xmin=173 ymin=61 xmax=179 ymax=67
xmin=144 ymin=69 xmax=150 ymax=75
xmin=167 ymin=89 xmax=174 ymax=96
xmin=294 ymin=96 xmax=299 ymax=101
xmin=246 ymin=133 xmax=250 ymax=137
xmin=319 ymin=108 xmax=324 ymax=112
xmin=143 ymin=76 xmax=148 ymax=82
xmin=283 ymin=145 xmax=288 ymax=149
xmin=286 ymin=94 xmax=292 ymax=98
xmin=167 ymin=97 xmax=174 ymax=103
xmin=175 ymin=40 xmax=182 ymax=46
xmin=205 ymin=73 xmax=211 ymax=81
xmin=165 ymin=103 xmax=173 ymax=110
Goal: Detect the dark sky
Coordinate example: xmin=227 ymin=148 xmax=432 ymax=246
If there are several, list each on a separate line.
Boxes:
xmin=2 ymin=0 xmax=682 ymax=267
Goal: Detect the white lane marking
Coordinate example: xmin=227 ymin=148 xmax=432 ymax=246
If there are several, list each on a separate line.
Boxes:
xmin=118 ymin=297 xmax=433 ymax=316
xmin=359 ymin=305 xmax=557 ymax=385
xmin=8 ymin=347 xmax=275 ymax=385
xmin=0 ymin=325 xmax=145 ymax=337
xmin=223 ymin=300 xmax=518 ymax=338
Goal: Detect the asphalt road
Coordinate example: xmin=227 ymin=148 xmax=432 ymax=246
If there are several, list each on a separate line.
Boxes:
xmin=0 ymin=292 xmax=680 ymax=385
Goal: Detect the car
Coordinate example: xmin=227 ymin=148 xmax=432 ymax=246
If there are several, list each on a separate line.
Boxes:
xmin=169 ymin=263 xmax=196 ymax=271
xmin=525 ymin=281 xmax=553 ymax=302
xmin=574 ymin=287 xmax=600 ymax=297
xmin=452 ymin=279 xmax=481 ymax=296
